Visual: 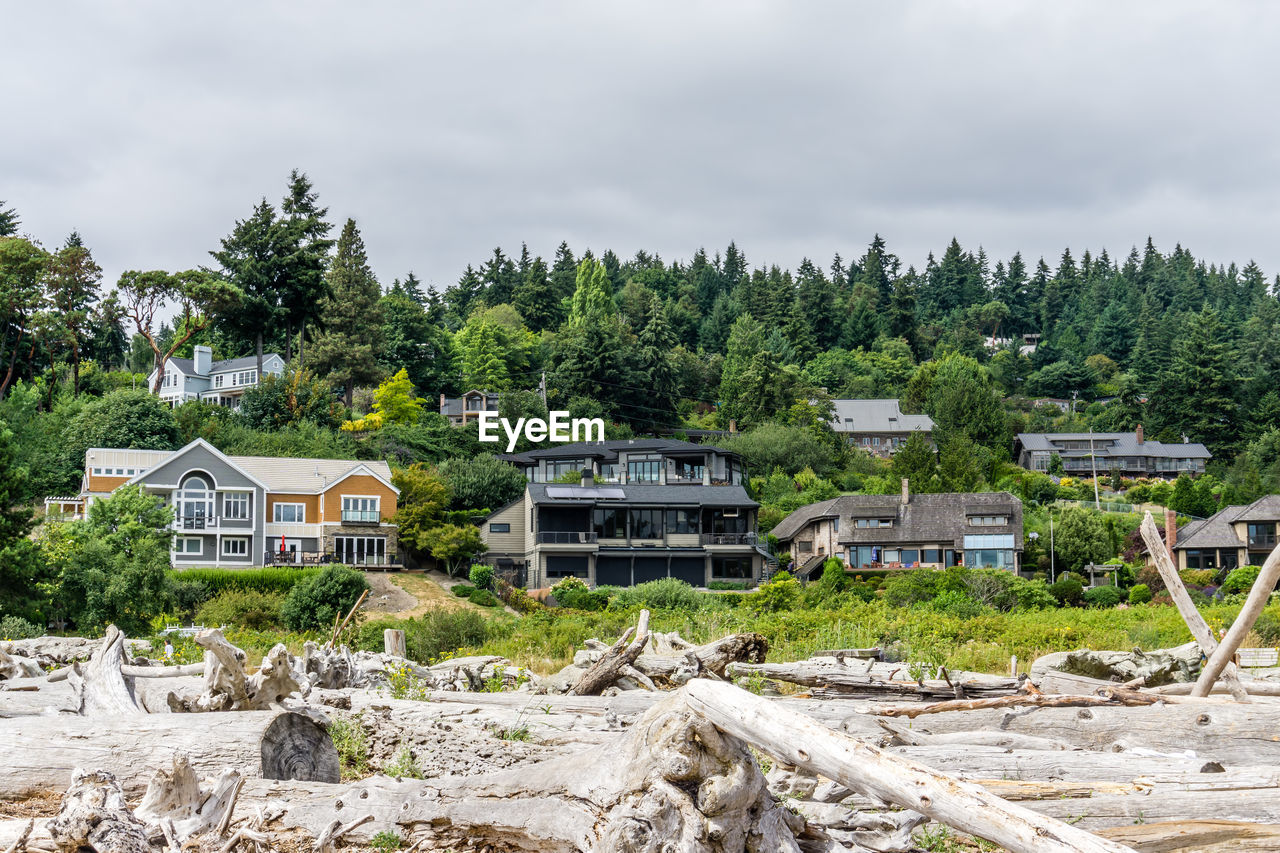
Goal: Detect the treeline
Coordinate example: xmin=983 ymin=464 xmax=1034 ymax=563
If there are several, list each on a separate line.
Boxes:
xmin=5 ymin=180 xmax=1280 ymax=488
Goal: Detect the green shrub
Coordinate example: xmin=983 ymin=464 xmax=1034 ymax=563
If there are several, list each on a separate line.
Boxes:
xmin=355 ymin=610 xmax=489 ymax=663
xmin=1128 ymin=583 xmax=1152 ymax=605
xmin=469 ymin=564 xmax=495 ymax=591
xmin=883 ymin=571 xmax=939 ymax=607
xmin=1254 ymin=610 xmax=1280 ymax=645
xmin=0 ymin=615 xmax=42 ymax=639
xmin=166 ymin=578 xmax=211 ymax=617
xmin=467 ymin=588 xmax=499 ymax=607
xmin=1179 ymin=569 xmax=1216 ymax=588
xmin=804 ymin=559 xmax=851 ymax=607
xmin=551 ymin=577 xmax=609 ymax=611
xmin=928 ymin=589 xmax=986 ymax=620
xmin=1221 ymin=565 xmax=1263 ymax=595
xmin=743 ymin=571 xmax=800 ymax=614
xmin=328 ymin=713 xmax=369 ymax=780
xmin=171 ymin=566 xmax=322 ymax=596
xmin=610 ymin=578 xmax=706 ymax=611
xmin=1048 ymin=575 xmax=1084 ymax=607
xmin=1083 ymin=585 xmax=1123 ymax=609
xmin=451 ymin=584 xmax=476 ymax=597
xmin=708 ymin=581 xmax=750 ymax=591
xmin=280 ymin=565 xmax=369 ymax=632
xmin=195 ymin=590 xmax=285 ymax=630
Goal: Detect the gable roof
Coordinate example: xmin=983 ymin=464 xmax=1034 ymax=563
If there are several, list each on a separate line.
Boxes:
xmin=830 ymin=399 xmax=935 ymax=434
xmin=209 ymin=354 xmax=283 ymax=374
xmin=123 ymin=438 xmax=270 ymax=491
xmin=1016 ymin=432 xmax=1212 ymax=459
xmin=772 ymin=492 xmax=1023 ymax=548
xmin=1172 ymin=494 xmax=1280 ymax=551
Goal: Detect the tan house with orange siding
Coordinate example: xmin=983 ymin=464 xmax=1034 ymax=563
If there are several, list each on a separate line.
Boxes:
xmin=54 ymin=439 xmax=399 ymax=567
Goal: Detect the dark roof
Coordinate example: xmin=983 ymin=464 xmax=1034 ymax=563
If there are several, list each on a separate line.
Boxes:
xmin=165 ymin=357 xmax=195 ymax=375
xmin=1235 ymin=495 xmax=1280 ymax=522
xmin=441 ymin=391 xmax=500 ymax=417
xmin=502 ymin=438 xmax=732 ymax=465
xmin=209 ymin=354 xmax=281 ymax=374
xmin=1176 ymin=506 xmax=1247 ymax=550
xmin=1016 ymin=432 xmax=1211 ymax=460
xmin=527 ymin=482 xmax=757 ymax=508
xmin=772 ymin=492 xmax=1023 ymax=549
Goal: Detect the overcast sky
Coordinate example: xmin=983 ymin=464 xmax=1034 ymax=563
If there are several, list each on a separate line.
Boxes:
xmin=6 ymin=2 xmax=1278 ymax=300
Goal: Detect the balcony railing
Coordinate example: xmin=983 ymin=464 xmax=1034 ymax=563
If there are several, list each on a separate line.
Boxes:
xmin=341 ymin=510 xmax=381 ymax=524
xmin=1249 ymin=533 xmax=1278 ymax=547
xmin=701 ymin=533 xmax=757 ymax=546
xmin=177 ymin=516 xmax=208 ymax=530
xmin=537 ymin=531 xmax=598 ymax=544
xmin=264 ymin=550 xmax=400 ymax=567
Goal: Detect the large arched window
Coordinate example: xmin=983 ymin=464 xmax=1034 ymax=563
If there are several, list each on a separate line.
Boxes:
xmin=176 ymin=472 xmax=215 ymax=531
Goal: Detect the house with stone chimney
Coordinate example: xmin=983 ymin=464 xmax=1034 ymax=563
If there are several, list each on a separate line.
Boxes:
xmin=146 ymin=346 xmax=286 ymax=408
xmin=1145 ymin=497 xmax=1280 ymax=572
xmin=1014 ymin=425 xmax=1210 ymax=479
xmin=770 ymin=479 xmax=1024 ymax=579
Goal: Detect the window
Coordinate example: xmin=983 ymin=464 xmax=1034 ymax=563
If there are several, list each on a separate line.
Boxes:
xmin=712 ymin=556 xmax=752 ymax=579
xmin=922 ymin=549 xmax=942 ymax=563
xmin=273 ymin=503 xmax=305 ymax=523
xmin=629 ymin=508 xmax=662 ymax=539
xmin=214 ymin=375 xmax=224 ymax=388
xmin=223 ymin=492 xmax=249 ymax=520
xmin=222 ymin=538 xmax=248 ymax=556
xmin=968 ymin=515 xmax=1009 ymax=526
xmin=599 ymin=463 xmax=620 ymax=483
xmin=548 ymin=459 xmax=583 ymax=480
xmin=627 ymin=457 xmax=661 ymax=483
xmin=855 ymin=518 xmax=893 ymax=529
xmin=489 ymin=523 xmax=510 ymax=534
xmin=671 ymin=460 xmax=703 ymax=481
xmin=665 ymin=508 xmax=696 ymax=534
xmin=342 ymin=496 xmax=380 ymax=522
xmin=797 ymin=540 xmax=813 ymax=553
xmin=901 ymin=549 xmax=919 ymax=565
xmin=174 ymin=537 xmax=201 ymax=555
xmin=884 ymin=549 xmax=900 ymax=563
xmin=832 ymin=517 xmax=840 ymax=532
xmin=334 ymin=536 xmax=386 ymax=566
xmin=593 ymin=507 xmax=621 ymax=539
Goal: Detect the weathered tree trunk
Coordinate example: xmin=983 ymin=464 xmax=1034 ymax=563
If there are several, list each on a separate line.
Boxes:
xmin=683 ymin=680 xmax=1133 ymax=853
xmin=1194 ymin=540 xmax=1280 ymax=696
xmin=0 ymin=711 xmax=337 ymax=798
xmin=569 ymin=609 xmax=651 ymax=696
xmin=47 ymin=769 xmax=150 ymax=853
xmin=1139 ymin=514 xmax=1249 ymax=701
xmin=383 ymin=629 xmax=406 ymax=659
xmin=727 ymin=660 xmax=1019 ymax=699
xmin=69 ymin=626 xmax=144 ymax=716
xmin=168 ymin=632 xmax=300 ymax=712
xmin=1098 ymin=820 xmax=1280 ymax=852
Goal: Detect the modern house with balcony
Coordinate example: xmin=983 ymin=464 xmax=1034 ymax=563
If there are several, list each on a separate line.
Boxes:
xmin=439 ymin=390 xmax=501 ymax=426
xmin=147 ymin=346 xmax=286 ymax=408
xmin=500 ymin=438 xmax=746 ymax=486
xmin=480 ymin=468 xmax=766 ymax=589
xmin=771 ymin=480 xmax=1024 ymax=577
xmin=59 ymin=439 xmax=399 ymax=567
xmin=829 ymin=399 xmax=934 ymax=456
xmin=1014 ymin=425 xmax=1210 ymax=479
xmin=1152 ymin=495 xmax=1280 ymax=571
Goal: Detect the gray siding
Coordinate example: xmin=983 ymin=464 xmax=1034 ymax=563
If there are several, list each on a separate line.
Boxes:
xmin=146 ymin=444 xmax=258 ymax=490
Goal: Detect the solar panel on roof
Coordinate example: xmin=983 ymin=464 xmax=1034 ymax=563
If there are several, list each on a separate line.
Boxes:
xmin=545 ymin=486 xmax=626 ymax=499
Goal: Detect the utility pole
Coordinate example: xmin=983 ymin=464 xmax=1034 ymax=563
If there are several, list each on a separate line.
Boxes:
xmin=539 ymin=370 xmax=547 ymax=408
xmin=1090 ymin=425 xmax=1100 ymax=509
xmin=1049 ymin=509 xmax=1056 ymax=583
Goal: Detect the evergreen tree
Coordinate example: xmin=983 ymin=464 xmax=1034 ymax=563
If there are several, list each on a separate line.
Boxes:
xmin=839 ymin=293 xmax=881 ymax=351
xmin=277 ymin=170 xmax=334 ymax=362
xmin=209 ymin=199 xmax=284 ymax=374
xmin=890 ymin=431 xmax=940 ymax=494
xmin=1088 ymin=303 xmax=1134 ymax=364
xmin=0 ymin=201 xmax=18 ymax=237
xmin=924 ymin=354 xmax=1006 ymax=450
xmin=549 ymin=241 xmax=577 ymax=311
xmin=443 ymin=265 xmax=483 ymax=329
xmin=44 ymin=233 xmax=103 ymax=395
xmin=636 ymin=295 xmax=679 ymax=429
xmin=309 ymin=219 xmax=384 ymax=406
xmin=378 ymin=291 xmax=455 ymax=396
xmin=719 ymin=315 xmax=767 ymax=426
xmin=0 ymin=417 xmax=43 ymax=621
xmin=1149 ymin=306 xmax=1238 ymax=454
xmin=698 ymin=292 xmax=737 ymax=353
xmin=512 ymin=254 xmax=559 ymax=331
xmin=858 ymin=234 xmax=896 ymax=308
xmin=568 ymin=257 xmax=615 ymax=325
xmin=480 ymin=247 xmax=519 ymax=306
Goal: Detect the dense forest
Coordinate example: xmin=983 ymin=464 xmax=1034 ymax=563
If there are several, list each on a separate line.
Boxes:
xmin=4 ymin=173 xmax=1280 ymax=507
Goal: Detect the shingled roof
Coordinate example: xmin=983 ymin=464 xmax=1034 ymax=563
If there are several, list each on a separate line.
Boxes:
xmin=772 ymin=492 xmax=1023 ymax=549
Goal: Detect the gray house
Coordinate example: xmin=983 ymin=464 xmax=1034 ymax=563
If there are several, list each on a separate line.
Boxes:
xmin=1014 ymin=425 xmax=1210 ymax=479
xmin=500 ymin=438 xmax=746 ymax=485
xmin=771 ymin=480 xmax=1024 ymax=576
xmin=829 ymin=399 xmax=934 ymax=456
xmin=147 ymin=345 xmax=285 ymax=408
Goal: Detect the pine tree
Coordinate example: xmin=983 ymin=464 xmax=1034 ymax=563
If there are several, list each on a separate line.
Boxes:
xmin=550 ymin=241 xmax=577 ymax=309
xmin=698 ymin=292 xmax=737 ymax=353
xmin=839 ymin=293 xmax=881 ymax=351
xmin=568 ymin=257 xmax=615 ymax=325
xmin=512 ymin=254 xmax=559 ymax=331
xmin=858 ymin=234 xmax=896 ymax=308
xmin=481 ymin=247 xmax=519 ymax=306
xmin=0 ymin=202 xmax=18 ymax=237
xmin=1088 ymin=303 xmax=1134 ymax=364
xmin=44 ymin=233 xmax=102 ymax=395
xmin=637 ymin=295 xmax=679 ymax=429
xmin=1149 ymin=306 xmax=1238 ymax=454
xmin=278 ymin=170 xmax=334 ymax=362
xmin=210 ymin=199 xmax=284 ymax=374
xmin=0 ymin=417 xmax=43 ymax=620
xmin=443 ymin=265 xmax=483 ymax=329
xmin=309 ymin=219 xmax=384 ymax=406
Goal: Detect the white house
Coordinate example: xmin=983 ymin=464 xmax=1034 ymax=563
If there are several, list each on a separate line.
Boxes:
xmin=147 ymin=345 xmax=286 ymax=408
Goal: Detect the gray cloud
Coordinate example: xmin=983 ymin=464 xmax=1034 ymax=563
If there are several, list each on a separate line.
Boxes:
xmin=5 ymin=1 xmax=1279 ymax=306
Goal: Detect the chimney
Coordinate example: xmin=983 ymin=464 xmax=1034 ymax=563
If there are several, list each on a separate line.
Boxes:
xmin=1136 ymin=424 xmax=1144 ymax=445
xmin=440 ymin=392 xmax=446 ymax=414
xmin=193 ymin=345 xmax=212 ymax=376
xmin=900 ymin=477 xmax=910 ymax=505
xmin=1165 ymin=508 xmax=1177 ymax=564
xmin=581 ymin=468 xmax=594 ymax=488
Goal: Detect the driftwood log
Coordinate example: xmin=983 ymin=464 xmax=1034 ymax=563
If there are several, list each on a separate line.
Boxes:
xmin=67 ymin=626 xmax=145 ymax=716
xmin=684 ymin=680 xmax=1133 ymax=853
xmin=0 ymin=710 xmax=337 ymax=798
xmin=47 ymin=769 xmax=151 ymax=853
xmin=728 ymin=659 xmax=1019 ymax=699
xmin=1194 ymin=538 xmax=1280 ymax=696
xmin=1139 ymin=514 xmax=1250 ymax=702
xmin=167 ymin=632 xmax=302 ymax=712
xmin=569 ymin=609 xmax=652 ymax=695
